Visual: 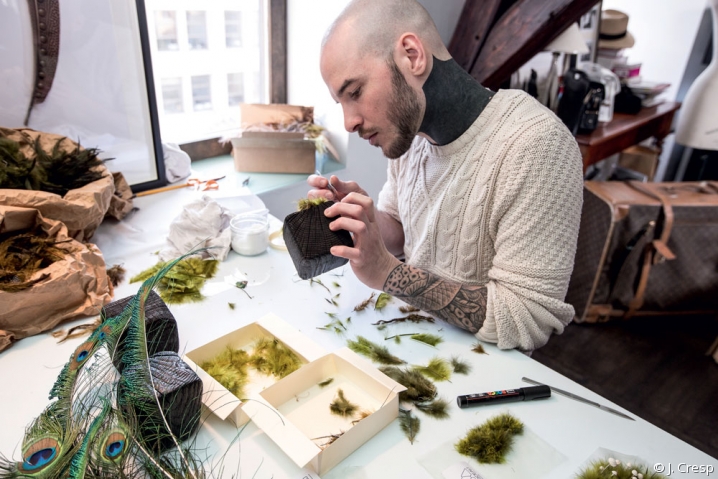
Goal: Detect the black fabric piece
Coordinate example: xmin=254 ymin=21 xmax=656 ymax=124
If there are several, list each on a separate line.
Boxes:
xmin=102 ymin=290 xmax=180 ymax=372
xmin=418 ymin=57 xmax=494 ymax=146
xmin=120 ymin=351 xmax=203 ymax=453
xmin=600 ymin=31 xmax=628 ymax=40
xmin=283 ymin=201 xmax=353 ymax=280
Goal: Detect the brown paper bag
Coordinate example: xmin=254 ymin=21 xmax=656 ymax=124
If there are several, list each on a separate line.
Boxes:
xmin=0 ymin=205 xmax=113 ymax=353
xmin=0 ymin=127 xmax=115 ymax=241
xmin=106 ymin=171 xmax=135 ymax=221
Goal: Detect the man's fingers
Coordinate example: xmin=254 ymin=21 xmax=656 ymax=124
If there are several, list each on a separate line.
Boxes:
xmin=326 ymin=202 xmax=365 ymax=221
xmin=341 ymin=192 xmax=375 ymax=222
xmin=332 ymin=176 xmax=367 ymax=196
xmin=330 ymin=245 xmax=361 ymax=262
xmin=329 ymin=217 xmax=367 ymax=236
xmin=307 ymin=189 xmax=334 ymax=201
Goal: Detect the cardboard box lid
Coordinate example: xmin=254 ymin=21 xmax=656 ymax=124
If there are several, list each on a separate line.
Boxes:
xmin=229 ymin=136 xmax=316 ymax=151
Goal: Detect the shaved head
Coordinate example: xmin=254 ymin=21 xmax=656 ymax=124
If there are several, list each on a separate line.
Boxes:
xmin=322 ymin=0 xmax=449 ymax=61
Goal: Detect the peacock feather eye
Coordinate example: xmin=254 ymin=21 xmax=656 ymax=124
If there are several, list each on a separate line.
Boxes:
xmin=19 ymin=436 xmax=59 ymax=472
xmin=101 ymin=431 xmax=127 ymax=462
xmin=69 ymin=339 xmax=97 ymax=371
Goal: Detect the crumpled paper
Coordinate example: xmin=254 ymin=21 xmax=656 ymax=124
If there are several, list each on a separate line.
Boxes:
xmin=163 ymin=142 xmax=192 ymax=183
xmin=159 ymin=195 xmax=233 ymax=262
xmin=0 ymin=205 xmax=113 ymax=353
xmin=0 ymin=127 xmax=115 ymax=241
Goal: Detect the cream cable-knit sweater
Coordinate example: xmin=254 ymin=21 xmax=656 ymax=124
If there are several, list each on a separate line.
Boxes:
xmin=377 ymin=89 xmax=584 ymax=351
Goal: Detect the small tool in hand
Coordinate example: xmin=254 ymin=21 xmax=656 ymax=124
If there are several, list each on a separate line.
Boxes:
xmin=315 ymin=169 xmax=339 ymax=199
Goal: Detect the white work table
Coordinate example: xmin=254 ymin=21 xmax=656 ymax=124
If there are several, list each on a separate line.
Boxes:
xmin=0 ymin=186 xmax=715 ymax=479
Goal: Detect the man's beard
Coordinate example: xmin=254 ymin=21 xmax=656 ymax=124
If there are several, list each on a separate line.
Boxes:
xmin=378 ymin=60 xmax=422 ymax=159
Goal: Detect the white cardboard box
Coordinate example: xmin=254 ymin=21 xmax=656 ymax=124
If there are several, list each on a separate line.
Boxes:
xmin=183 ymin=313 xmax=327 ymax=426
xmin=243 ymin=348 xmax=406 ymax=476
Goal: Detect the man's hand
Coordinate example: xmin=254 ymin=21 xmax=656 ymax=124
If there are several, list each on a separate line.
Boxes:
xmin=324 ymin=192 xmax=402 ymax=290
xmin=307 ymin=174 xmax=368 ymax=201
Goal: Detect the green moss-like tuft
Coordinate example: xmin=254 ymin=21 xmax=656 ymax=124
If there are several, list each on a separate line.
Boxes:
xmin=379 ymin=366 xmax=437 ymax=403
xmin=199 ymin=347 xmax=250 ymax=397
xmin=297 ymin=197 xmax=328 ymax=211
xmin=575 ymin=459 xmax=668 ymax=479
xmin=455 ymin=413 xmax=524 ymax=464
xmin=450 ymin=356 xmax=472 ymax=375
xmin=415 ymin=398 xmax=450 ymax=419
xmin=413 ymin=357 xmax=452 ymax=382
xmin=329 ymin=389 xmax=358 ymax=417
xmin=347 ymin=336 xmax=405 ymax=365
xmin=249 ymin=337 xmax=303 ymax=379
xmin=130 ymin=257 xmax=219 ymax=304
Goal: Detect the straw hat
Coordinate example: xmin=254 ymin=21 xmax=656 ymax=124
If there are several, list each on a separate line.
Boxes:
xmin=598 ymin=9 xmax=635 ymax=49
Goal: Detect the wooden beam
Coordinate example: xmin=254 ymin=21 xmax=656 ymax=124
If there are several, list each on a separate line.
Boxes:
xmin=448 ymin=0 xmax=504 ymax=71
xmin=269 ymin=0 xmax=287 ymax=103
xmin=470 ymin=0 xmax=599 ymax=90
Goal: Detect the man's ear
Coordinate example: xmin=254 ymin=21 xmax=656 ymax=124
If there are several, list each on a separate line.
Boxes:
xmin=396 ymin=33 xmax=427 ymax=77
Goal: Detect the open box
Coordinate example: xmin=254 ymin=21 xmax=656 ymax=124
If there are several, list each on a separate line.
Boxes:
xmin=243 ymin=348 xmax=406 ymax=476
xmin=183 ymin=313 xmax=326 ymax=426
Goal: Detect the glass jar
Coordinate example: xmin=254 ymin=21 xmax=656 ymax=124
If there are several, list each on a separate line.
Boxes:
xmin=230 ymin=212 xmax=269 ymax=256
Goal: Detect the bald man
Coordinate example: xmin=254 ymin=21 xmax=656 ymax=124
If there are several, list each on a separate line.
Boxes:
xmin=308 ymin=0 xmax=583 ymax=351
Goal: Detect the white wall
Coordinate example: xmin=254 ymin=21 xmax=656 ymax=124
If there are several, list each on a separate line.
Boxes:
xmin=264 ymin=0 xmax=466 ymax=218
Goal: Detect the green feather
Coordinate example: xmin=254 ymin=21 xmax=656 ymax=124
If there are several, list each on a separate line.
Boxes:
xmin=412 ymin=357 xmax=452 ymax=382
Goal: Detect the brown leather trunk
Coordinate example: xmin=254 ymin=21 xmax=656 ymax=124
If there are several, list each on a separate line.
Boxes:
xmin=566 ymin=181 xmax=718 ymax=323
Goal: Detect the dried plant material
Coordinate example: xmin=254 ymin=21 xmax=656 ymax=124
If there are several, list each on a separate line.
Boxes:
xmin=309 ymin=277 xmax=331 ymax=293
xmin=384 ymin=333 xmax=443 ymax=347
xmin=329 ymin=389 xmax=358 ymax=417
xmin=332 ymin=282 xmax=341 ymax=288
xmin=200 ymin=347 xmax=251 ymax=397
xmin=374 ymin=292 xmax=392 ymax=310
xmin=325 ymin=297 xmax=339 ymax=307
xmin=372 ymin=314 xmax=435 ymax=327
xmin=576 ymin=459 xmax=667 ymax=479
xmin=347 ymin=336 xmax=405 ymax=365
xmin=317 ymin=316 xmax=347 ymax=335
xmin=249 ymin=337 xmax=303 ymax=379
xmin=297 ymin=197 xmax=328 ymax=211
xmin=0 ymin=231 xmax=68 ymax=292
xmin=0 ymin=135 xmax=107 ymax=197
xmin=130 ymin=258 xmax=219 ymax=304
xmin=106 ymin=264 xmax=126 ymax=287
xmin=351 ymin=410 xmax=373 ymax=425
xmin=450 ymin=356 xmax=472 ymax=375
xmin=234 ymin=280 xmax=253 ymax=299
xmin=51 ymin=318 xmax=101 ymax=343
xmin=311 ymin=431 xmax=345 ymax=450
xmin=415 ymin=398 xmax=450 ymax=419
xmin=471 ymin=342 xmax=488 ymax=354
xmin=318 ymin=378 xmax=334 ymax=388
xmin=413 ymin=357 xmax=452 ymax=382
xmin=455 ymin=413 xmax=524 ymax=464
xmin=399 ymin=305 xmax=420 ymax=313
xmin=353 ymin=292 xmax=375 ymax=312
xmin=228 ymin=303 xmax=236 ymax=310
xmin=399 ymin=409 xmax=420 ymax=444
xmin=379 ymin=366 xmax=437 ymax=403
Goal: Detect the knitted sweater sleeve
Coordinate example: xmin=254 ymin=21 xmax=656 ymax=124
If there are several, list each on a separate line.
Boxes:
xmin=377 ymin=158 xmax=401 ymax=223
xmin=477 ymin=119 xmax=584 ymax=351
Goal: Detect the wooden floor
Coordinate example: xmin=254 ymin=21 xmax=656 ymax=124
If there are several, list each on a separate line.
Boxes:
xmin=532 ymin=314 xmax=718 ymax=459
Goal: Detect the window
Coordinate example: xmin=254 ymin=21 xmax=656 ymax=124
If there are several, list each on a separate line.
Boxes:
xmin=155 ymin=11 xmax=178 ymax=51
xmin=225 ymin=11 xmax=242 ymax=48
xmin=192 ymin=75 xmax=212 ymax=111
xmin=162 ymin=77 xmax=183 ymax=114
xmin=187 ymin=11 xmax=208 ymax=50
xmin=227 ymin=73 xmax=244 ymax=106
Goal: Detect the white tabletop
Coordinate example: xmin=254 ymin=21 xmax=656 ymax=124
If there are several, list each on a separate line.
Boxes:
xmin=1 ymin=187 xmax=715 ymax=479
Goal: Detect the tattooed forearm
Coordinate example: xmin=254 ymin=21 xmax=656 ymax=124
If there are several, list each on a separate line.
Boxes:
xmin=383 ymin=263 xmax=487 ymax=334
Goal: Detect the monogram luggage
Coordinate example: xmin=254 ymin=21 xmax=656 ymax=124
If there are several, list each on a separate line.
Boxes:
xmin=566 ymin=181 xmax=718 ymax=323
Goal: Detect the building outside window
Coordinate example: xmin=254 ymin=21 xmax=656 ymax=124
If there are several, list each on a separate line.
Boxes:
xmin=227 ymin=73 xmax=244 ymax=106
xmin=225 ymin=11 xmax=242 ymax=48
xmin=155 ymin=11 xmax=178 ymax=51
xmin=161 ymin=77 xmax=183 ymax=114
xmin=186 ymin=11 xmax=208 ymax=50
xmin=146 ymin=1 xmax=266 ymax=143
xmin=192 ymin=75 xmax=212 ymax=111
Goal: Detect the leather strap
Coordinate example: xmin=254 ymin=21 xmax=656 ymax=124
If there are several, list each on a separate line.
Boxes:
xmin=625 ymin=244 xmax=654 ymax=319
xmin=627 ymin=181 xmax=676 ymax=263
xmin=24 ymin=0 xmax=61 ymax=125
